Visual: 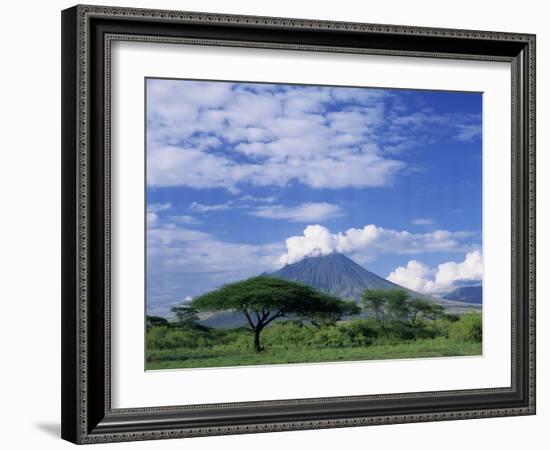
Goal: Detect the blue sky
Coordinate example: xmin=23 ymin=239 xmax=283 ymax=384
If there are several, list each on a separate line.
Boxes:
xmin=146 ymin=78 xmax=483 ymax=316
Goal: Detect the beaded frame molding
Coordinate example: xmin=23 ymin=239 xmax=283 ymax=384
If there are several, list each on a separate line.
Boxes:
xmin=61 ymin=4 xmax=536 ymax=444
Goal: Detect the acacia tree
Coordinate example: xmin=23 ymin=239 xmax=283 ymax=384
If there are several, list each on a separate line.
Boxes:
xmin=408 ymin=299 xmax=433 ymax=328
xmin=361 ymin=289 xmax=411 ymax=328
xmin=309 ymin=300 xmax=360 ymax=327
xmin=362 ymin=290 xmax=447 ymax=334
xmin=170 ymin=305 xmax=200 ymax=329
xmin=361 ymin=289 xmax=388 ymax=326
xmin=384 ymin=290 xmax=410 ymax=322
xmin=191 ymin=276 xmax=359 ymax=352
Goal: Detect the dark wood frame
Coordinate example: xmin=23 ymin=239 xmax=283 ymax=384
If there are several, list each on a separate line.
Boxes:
xmin=61 ymin=4 xmax=536 ymax=444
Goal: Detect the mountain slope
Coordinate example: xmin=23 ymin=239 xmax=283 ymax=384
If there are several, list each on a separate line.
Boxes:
xmin=444 ymin=285 xmax=482 ymax=304
xmin=270 ymin=253 xmax=400 ymax=300
xmin=269 ymin=253 xmax=479 ymax=312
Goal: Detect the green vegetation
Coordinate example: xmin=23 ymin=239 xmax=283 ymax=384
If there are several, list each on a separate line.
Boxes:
xmin=146 ymin=281 xmax=482 ymax=370
xmin=191 ymin=276 xmax=359 ymax=352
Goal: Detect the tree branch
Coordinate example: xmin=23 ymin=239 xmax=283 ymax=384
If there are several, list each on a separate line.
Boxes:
xmin=263 ymin=310 xmax=284 ymax=327
xmin=253 ymin=310 xmax=261 ymax=322
xmin=243 ymin=310 xmax=256 ymax=330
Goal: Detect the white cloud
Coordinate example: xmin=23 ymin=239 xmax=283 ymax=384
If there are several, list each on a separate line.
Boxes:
xmin=189 ymin=201 xmax=234 ymax=213
xmin=386 ymin=250 xmax=483 ymax=295
xmin=147 ymin=220 xmax=284 ymax=309
xmin=239 ymin=195 xmax=277 ymax=203
xmin=168 ymin=215 xmax=201 ymax=225
xmin=148 ymin=145 xmax=403 ymax=190
xmin=278 ymin=224 xmax=474 ymax=266
xmin=147 ymin=202 xmax=171 ymax=213
xmin=412 ymin=218 xmax=435 ymax=226
xmin=457 ymin=123 xmax=482 ymax=142
xmin=147 ymin=212 xmax=480 ymax=314
xmin=148 ymin=223 xmax=210 ymax=245
xmin=251 ymin=202 xmax=343 ymax=222
xmin=147 ymin=80 xmax=481 ymax=192
xmin=146 ymin=80 xmax=407 ymax=191
xmin=386 ymin=260 xmax=434 ymax=293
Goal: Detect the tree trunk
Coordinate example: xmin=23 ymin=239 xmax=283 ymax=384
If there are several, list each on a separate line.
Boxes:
xmin=253 ymin=328 xmax=263 ymax=352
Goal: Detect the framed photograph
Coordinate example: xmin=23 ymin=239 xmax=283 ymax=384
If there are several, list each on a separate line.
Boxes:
xmin=61 ymin=4 xmax=536 ymax=444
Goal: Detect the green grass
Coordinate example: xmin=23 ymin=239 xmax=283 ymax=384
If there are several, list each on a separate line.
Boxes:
xmin=146 ymin=337 xmax=481 ymax=370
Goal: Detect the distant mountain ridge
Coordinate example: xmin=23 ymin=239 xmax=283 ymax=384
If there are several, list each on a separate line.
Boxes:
xmin=444 ymin=285 xmax=482 ymax=304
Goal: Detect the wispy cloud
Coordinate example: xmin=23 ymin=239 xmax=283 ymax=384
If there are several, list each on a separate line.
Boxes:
xmin=168 ymin=215 xmax=202 ymax=225
xmin=147 ymin=219 xmax=284 ymax=311
xmin=251 ymin=202 xmax=343 ymax=222
xmin=147 ymin=202 xmax=172 ymax=213
xmin=189 ymin=201 xmax=234 ymax=213
xmin=239 ymin=194 xmax=277 ymax=204
xmin=411 ymin=218 xmax=435 ymax=226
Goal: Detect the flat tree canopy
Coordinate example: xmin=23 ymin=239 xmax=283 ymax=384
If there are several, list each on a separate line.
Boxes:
xmin=191 ymin=276 xmax=359 ymax=351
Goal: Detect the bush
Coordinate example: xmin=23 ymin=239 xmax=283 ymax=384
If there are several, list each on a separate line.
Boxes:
xmin=147 ymin=326 xmax=215 ymax=350
xmin=311 ymin=326 xmax=355 ymax=348
xmin=449 ymin=313 xmax=482 ymax=342
xmin=343 ymin=319 xmax=379 ymax=341
xmin=308 ymin=319 xmax=376 ymax=348
xmin=263 ymin=321 xmax=315 ymax=348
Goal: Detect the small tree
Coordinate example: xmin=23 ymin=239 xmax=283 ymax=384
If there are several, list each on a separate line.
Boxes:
xmin=407 ymin=299 xmax=445 ymax=327
xmin=310 ymin=301 xmax=360 ymax=327
xmin=361 ymin=289 xmax=388 ymax=326
xmin=385 ymin=290 xmax=410 ymax=322
xmin=191 ymin=276 xmax=358 ymax=352
xmin=170 ymin=305 xmax=200 ymax=329
xmin=424 ymin=303 xmax=445 ymax=321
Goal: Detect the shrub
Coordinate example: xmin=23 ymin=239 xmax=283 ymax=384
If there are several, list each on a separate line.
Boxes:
xmin=263 ymin=321 xmax=314 ymax=348
xmin=309 ymin=320 xmax=376 ymax=348
xmin=341 ymin=319 xmax=378 ymax=343
xmin=311 ymin=326 xmax=354 ymax=348
xmin=146 ymin=326 xmax=215 ymax=350
xmin=449 ymin=313 xmax=482 ymax=342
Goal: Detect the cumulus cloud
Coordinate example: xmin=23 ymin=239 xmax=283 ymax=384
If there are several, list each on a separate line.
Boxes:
xmin=148 ymin=144 xmax=403 ymax=190
xmin=147 ymin=80 xmax=482 ymax=192
xmin=278 ymin=224 xmax=473 ymax=266
xmin=146 ymin=80 xmax=479 ymax=192
xmin=251 ymin=202 xmax=343 ymax=222
xmin=386 ymin=250 xmax=483 ymax=295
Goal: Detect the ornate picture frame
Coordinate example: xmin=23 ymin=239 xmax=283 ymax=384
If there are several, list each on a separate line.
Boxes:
xmin=61 ymin=4 xmax=535 ymax=444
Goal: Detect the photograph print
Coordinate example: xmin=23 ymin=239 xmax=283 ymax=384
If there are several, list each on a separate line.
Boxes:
xmin=145 ymin=78 xmax=483 ymax=370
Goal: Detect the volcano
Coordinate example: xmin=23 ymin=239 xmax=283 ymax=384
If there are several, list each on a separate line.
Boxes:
xmin=199 ymin=253 xmax=479 ymax=328
xmin=269 ymin=253 xmax=479 ymax=311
